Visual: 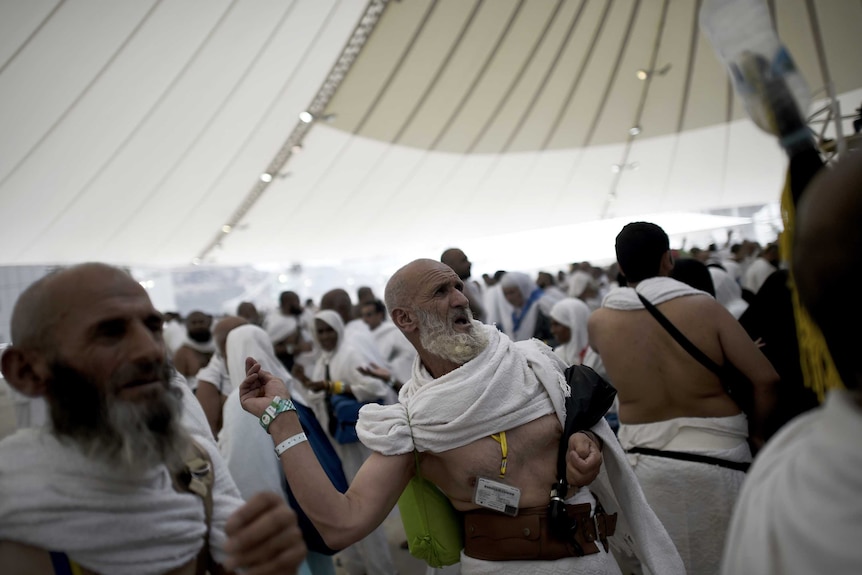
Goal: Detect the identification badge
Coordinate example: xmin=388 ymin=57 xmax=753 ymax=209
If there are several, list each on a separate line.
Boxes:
xmin=473 ymin=477 xmax=520 ymax=516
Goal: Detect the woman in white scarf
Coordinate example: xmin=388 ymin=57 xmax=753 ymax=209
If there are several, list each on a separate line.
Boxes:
xmin=549 ymin=297 xmax=592 ymax=366
xmin=498 ymin=272 xmax=564 ymax=342
xmin=305 ymin=310 xmax=394 ymax=405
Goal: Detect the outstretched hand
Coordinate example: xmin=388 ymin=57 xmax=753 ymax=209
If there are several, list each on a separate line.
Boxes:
xmin=357 ymin=362 xmax=391 ymax=382
xmin=239 ymin=357 xmax=289 ymax=418
xmin=566 ymin=431 xmax=602 ymax=488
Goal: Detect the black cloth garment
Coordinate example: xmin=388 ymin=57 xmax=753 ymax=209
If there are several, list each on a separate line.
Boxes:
xmin=738 ymin=269 xmax=819 ymax=438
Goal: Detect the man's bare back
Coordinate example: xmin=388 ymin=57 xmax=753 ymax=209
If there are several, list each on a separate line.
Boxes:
xmin=420 ymin=413 xmax=562 ymax=511
xmin=590 ymin=295 xmax=763 ymax=424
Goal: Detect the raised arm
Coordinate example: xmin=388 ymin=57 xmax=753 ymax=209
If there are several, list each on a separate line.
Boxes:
xmin=239 ymin=358 xmax=413 ymax=549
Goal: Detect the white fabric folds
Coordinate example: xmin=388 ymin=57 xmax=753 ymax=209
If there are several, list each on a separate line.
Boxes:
xmin=0 ymin=377 xmax=244 ymax=575
xmin=721 ymin=390 xmax=862 ymax=575
xmin=601 ymin=277 xmax=708 ymax=311
xmin=618 ymin=416 xmax=751 ymax=575
xmin=357 ymin=325 xmax=565 ymax=455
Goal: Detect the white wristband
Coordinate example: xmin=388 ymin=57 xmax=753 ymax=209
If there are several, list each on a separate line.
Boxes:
xmin=274 ymin=432 xmax=308 ymax=457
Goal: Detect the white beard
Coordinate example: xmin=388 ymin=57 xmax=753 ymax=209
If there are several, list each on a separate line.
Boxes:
xmin=416 ymin=308 xmax=489 ymax=365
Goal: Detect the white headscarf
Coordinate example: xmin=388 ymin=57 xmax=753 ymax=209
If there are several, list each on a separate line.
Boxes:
xmin=311 ymin=310 xmax=345 ymax=361
xmin=225 ymin=324 xmax=307 ymax=406
xmin=550 ymin=297 xmax=592 ymax=366
xmin=311 ymin=310 xmax=392 ymax=403
xmin=499 ymin=272 xmax=563 ymax=341
xmin=262 ymin=313 xmax=298 ymax=344
xmin=568 ymin=270 xmax=595 ymax=298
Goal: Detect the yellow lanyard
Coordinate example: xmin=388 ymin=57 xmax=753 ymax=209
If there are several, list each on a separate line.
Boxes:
xmin=490 ymin=431 xmax=508 ymax=478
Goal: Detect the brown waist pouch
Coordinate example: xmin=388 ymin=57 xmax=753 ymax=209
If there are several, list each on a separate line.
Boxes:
xmin=463 ymin=500 xmax=617 ymax=561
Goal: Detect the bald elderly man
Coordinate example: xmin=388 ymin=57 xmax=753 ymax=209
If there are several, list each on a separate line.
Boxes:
xmin=0 ymin=263 xmax=305 ymax=574
xmin=237 ymin=258 xmax=684 ymax=575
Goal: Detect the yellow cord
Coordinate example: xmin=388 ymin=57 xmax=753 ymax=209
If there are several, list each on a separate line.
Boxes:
xmin=781 ymin=171 xmax=843 ymax=401
xmin=490 ymin=432 xmax=508 ymax=478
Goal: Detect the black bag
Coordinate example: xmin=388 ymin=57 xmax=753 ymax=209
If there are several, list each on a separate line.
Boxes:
xmin=548 ymin=364 xmax=617 ymax=544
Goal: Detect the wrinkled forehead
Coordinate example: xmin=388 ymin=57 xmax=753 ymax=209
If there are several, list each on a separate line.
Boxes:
xmin=412 ymin=264 xmax=461 ymax=293
xmin=56 ymin=273 xmax=159 ymax=329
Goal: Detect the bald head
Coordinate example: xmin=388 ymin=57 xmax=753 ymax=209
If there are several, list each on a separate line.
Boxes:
xmin=794 ymin=156 xmax=862 ymax=388
xmin=10 ymin=263 xmax=140 ymax=351
xmin=441 ymin=248 xmax=471 ymax=280
xmin=385 ymin=258 xmax=443 ymax=314
xmin=320 ymin=288 xmax=353 ymax=324
xmin=213 ymin=315 xmax=248 ymax=357
xmin=236 ymin=301 xmax=260 ymax=324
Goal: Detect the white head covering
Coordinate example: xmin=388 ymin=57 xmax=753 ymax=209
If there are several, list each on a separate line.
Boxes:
xmin=263 ymin=313 xmax=298 ymax=343
xmin=311 ymin=310 xmax=345 ymax=361
xmin=499 ymin=272 xmax=563 ymax=341
xmin=500 ymin=271 xmax=536 ymax=302
xmin=225 ymin=324 xmax=307 ymax=406
xmin=310 ymin=310 xmax=393 ymax=403
xmin=550 ymin=297 xmax=592 ymax=366
xmin=709 ymin=266 xmax=749 ymax=319
xmin=568 ymin=270 xmax=596 ymax=298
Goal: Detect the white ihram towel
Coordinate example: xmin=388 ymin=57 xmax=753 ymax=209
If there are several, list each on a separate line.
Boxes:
xmin=0 ymin=377 xmax=244 ymax=575
xmin=602 ymin=277 xmax=708 ymax=310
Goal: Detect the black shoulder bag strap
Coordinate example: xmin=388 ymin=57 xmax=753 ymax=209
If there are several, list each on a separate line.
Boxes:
xmin=633 ymin=292 xmax=751 ymax=472
xmin=636 ymin=292 xmax=723 ymax=376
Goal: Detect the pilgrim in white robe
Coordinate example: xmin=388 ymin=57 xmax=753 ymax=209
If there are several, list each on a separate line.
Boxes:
xmin=721 ymin=390 xmax=862 ymax=575
xmin=0 ymin=374 xmax=244 ymax=575
xmin=358 ymin=325 xmax=685 ymax=575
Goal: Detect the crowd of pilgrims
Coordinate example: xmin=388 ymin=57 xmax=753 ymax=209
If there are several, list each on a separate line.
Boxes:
xmin=0 ymin=230 xmax=823 ymax=575
xmin=146 ymin=233 xmax=803 ymax=575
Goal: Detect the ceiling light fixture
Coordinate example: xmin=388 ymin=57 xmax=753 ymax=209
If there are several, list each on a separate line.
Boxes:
xmin=291 ymin=144 xmax=303 ymax=154
xmin=636 ymin=63 xmax=671 ymax=80
xmin=629 ymin=126 xmax=642 ymax=136
xmin=260 ymin=173 xmax=273 ymax=183
xmin=222 ymin=224 xmax=232 ymax=233
xmin=298 ymin=111 xmax=314 ymax=123
xmin=191 ymin=258 xmax=201 ymax=266
xmin=611 ymin=162 xmax=640 ymax=173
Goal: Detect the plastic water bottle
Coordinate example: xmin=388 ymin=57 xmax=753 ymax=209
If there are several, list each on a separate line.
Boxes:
xmin=700 ymin=0 xmax=811 ymax=151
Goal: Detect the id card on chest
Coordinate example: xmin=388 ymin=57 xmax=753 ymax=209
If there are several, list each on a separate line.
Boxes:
xmin=472 ymin=477 xmax=521 ymax=516
xmin=471 ymin=431 xmax=521 ymax=516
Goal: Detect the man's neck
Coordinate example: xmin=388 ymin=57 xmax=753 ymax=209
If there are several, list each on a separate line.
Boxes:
xmin=418 ymin=353 xmax=461 ymax=379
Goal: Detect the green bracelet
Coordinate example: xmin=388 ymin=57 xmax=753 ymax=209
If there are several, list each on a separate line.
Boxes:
xmin=259 ymin=395 xmax=296 ymax=432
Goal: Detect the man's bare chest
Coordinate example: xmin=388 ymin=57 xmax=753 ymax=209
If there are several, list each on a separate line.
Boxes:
xmin=420 ymin=414 xmax=561 ymax=507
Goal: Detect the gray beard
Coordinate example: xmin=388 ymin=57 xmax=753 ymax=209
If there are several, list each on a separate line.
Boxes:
xmin=45 ymin=362 xmax=191 ymax=476
xmin=416 ymin=308 xmax=489 ymax=365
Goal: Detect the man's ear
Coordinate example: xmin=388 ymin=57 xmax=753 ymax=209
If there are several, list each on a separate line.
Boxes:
xmin=660 ymin=251 xmax=675 ymax=275
xmin=1 ymin=347 xmax=51 ymax=398
xmin=391 ymin=307 xmax=418 ymax=333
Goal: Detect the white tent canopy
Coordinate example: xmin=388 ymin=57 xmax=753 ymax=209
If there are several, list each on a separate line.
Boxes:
xmin=1 ymin=0 xmax=860 ymax=269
